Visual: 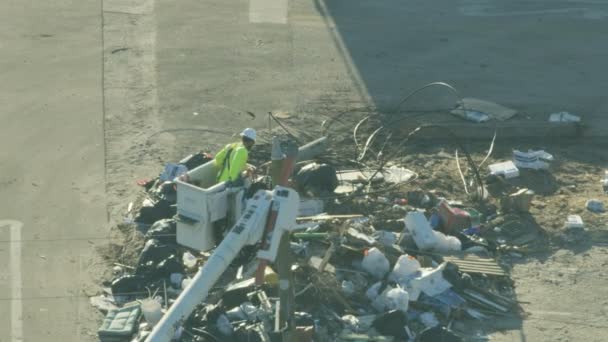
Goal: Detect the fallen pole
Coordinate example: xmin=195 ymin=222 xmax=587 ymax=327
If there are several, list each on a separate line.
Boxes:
xmin=297 ymin=136 xmax=327 ymax=162
xmin=146 ymin=139 xmax=301 ymax=342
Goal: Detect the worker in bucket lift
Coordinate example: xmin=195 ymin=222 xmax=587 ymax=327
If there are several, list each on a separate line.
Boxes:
xmin=214 ymin=128 xmax=256 ymax=186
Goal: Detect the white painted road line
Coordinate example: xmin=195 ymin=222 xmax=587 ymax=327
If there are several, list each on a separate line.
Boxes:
xmin=1 ymin=220 xmax=23 ymax=342
xmin=250 ymin=0 xmax=288 ymax=24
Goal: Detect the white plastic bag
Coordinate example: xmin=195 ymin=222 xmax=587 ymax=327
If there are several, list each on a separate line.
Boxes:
xmin=389 ymin=254 xmax=421 ymax=284
xmin=361 ymin=247 xmax=390 ymax=279
xmin=410 ymin=263 xmax=452 ymax=299
xmin=405 ymin=212 xmax=438 ymax=250
xmin=432 ymin=230 xmax=450 ymax=252
xmin=182 ymin=251 xmax=197 ymax=270
xmin=446 ymin=236 xmax=462 ymax=251
xmin=383 ymin=287 xmax=409 ymax=313
xmin=372 ymin=286 xmax=409 ymax=313
xmin=432 ymin=232 xmax=462 ymax=253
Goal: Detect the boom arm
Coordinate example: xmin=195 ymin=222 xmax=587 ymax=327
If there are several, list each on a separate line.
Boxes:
xmin=145 ymin=186 xmax=300 ymax=342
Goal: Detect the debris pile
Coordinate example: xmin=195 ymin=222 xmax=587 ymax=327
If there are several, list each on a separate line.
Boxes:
xmin=94 ymin=144 xmax=552 ymax=341
xmin=92 ymin=98 xmax=598 ymax=341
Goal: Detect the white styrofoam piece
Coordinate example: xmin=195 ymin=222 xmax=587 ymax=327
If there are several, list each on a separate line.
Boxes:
xmin=549 ymin=112 xmax=581 ymax=123
xmin=513 ymin=150 xmax=553 ymax=170
xmin=381 ymin=166 xmax=416 ymax=184
xmin=488 ymin=161 xmax=520 ymax=178
xmin=565 ymin=215 xmax=584 ymax=229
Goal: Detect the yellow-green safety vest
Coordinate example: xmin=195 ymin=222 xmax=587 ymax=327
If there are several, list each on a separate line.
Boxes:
xmin=214 ymin=142 xmax=248 ymax=182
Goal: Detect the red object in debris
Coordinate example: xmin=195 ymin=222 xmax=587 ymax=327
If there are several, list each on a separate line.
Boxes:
xmin=437 ymin=200 xmax=471 ymax=233
xmin=136 ymin=179 xmax=151 ymax=186
xmin=394 ymin=198 xmax=408 ymax=205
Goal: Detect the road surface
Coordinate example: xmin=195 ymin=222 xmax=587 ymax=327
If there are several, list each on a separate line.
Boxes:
xmin=1 ymin=0 xmax=607 ymax=341
xmin=0 ymin=0 xmax=106 ymax=340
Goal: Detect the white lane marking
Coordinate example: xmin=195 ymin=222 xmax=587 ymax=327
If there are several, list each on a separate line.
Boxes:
xmin=1 ymin=220 xmax=24 ymax=342
xmin=76 ymin=254 xmax=82 ymax=339
xmin=250 ymin=0 xmax=288 ymax=24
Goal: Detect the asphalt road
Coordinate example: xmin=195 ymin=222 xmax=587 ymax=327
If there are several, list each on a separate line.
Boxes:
xmin=157 ymin=0 xmax=608 ymax=138
xmin=1 ymin=0 xmax=607 ymax=341
xmin=0 ymin=0 xmax=106 ymax=341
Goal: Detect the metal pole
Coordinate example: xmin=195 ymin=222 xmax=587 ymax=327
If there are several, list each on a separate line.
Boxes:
xmin=277 ymin=232 xmax=295 ymax=339
xmin=297 ymin=136 xmax=327 ymax=162
xmin=254 ymin=139 xmax=298 ymax=341
xmin=255 ymin=140 xmax=298 ymax=285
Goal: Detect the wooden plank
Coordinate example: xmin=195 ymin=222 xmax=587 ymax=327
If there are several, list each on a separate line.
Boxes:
xmin=297 ymin=214 xmax=364 ymax=221
xmin=456 ymin=267 xmax=503 ymax=272
xmin=456 ymin=269 xmax=505 ymax=276
xmin=453 ymin=264 xmax=503 ymax=270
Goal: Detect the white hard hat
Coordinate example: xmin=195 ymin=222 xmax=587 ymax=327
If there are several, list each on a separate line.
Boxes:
xmin=240 ymin=128 xmax=256 ymax=141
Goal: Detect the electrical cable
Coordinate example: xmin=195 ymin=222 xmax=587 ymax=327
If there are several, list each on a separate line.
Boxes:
xmin=321 ymin=106 xmax=377 ymax=136
xmin=357 ymin=126 xmax=383 ymax=162
xmin=455 ymin=149 xmax=470 ymax=194
xmin=389 ymin=81 xmax=466 ymax=119
xmin=376 ymin=131 xmax=393 ymax=161
xmin=478 ymin=130 xmax=497 ymax=169
xmin=361 ymin=124 xmax=485 ymax=200
xmin=359 ymin=81 xmax=490 ymax=199
xmin=188 ymin=327 xmax=221 ymax=342
xmin=268 ymin=111 xmax=304 ymax=145
xmin=352 ymin=115 xmax=370 ymax=158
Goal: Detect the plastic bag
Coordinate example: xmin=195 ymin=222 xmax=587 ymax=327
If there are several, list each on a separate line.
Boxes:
xmin=390 ymin=254 xmax=421 ymax=283
xmin=362 ymin=247 xmax=390 ymax=279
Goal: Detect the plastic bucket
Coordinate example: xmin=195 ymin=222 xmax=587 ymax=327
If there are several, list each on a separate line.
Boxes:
xmin=141 ymin=298 xmax=163 ymax=326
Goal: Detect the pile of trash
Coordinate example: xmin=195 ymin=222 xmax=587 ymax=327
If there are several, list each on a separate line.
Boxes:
xmin=92 ymin=145 xmax=557 ymax=342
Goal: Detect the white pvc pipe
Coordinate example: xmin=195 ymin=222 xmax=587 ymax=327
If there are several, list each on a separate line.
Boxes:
xmin=147 ymin=189 xmax=272 ymax=342
xmin=145 ymin=231 xmax=246 ymax=341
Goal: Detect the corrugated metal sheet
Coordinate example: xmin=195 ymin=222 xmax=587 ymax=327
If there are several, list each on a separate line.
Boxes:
xmin=443 ymin=255 xmax=507 ymax=276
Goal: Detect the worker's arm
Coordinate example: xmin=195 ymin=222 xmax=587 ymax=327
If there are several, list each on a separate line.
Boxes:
xmin=228 ymin=147 xmax=248 ymax=181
